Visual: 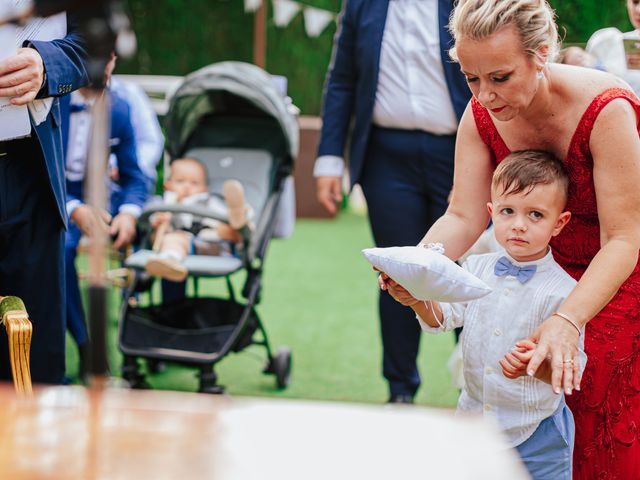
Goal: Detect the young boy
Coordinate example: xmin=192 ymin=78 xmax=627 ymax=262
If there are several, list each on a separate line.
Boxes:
xmin=144 ymin=157 xmax=253 ymax=281
xmin=384 ymin=150 xmax=584 ymax=479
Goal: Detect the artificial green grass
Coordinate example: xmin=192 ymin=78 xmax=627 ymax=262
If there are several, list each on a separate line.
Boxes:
xmin=66 ymin=210 xmax=459 ymax=408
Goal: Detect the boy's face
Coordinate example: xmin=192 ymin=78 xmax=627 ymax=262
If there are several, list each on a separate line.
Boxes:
xmin=164 ymin=160 xmax=208 ymax=201
xmin=488 ymin=181 xmax=571 ymax=262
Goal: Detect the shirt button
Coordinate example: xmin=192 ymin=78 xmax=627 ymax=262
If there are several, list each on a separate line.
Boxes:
xmin=502 ymin=288 xmax=510 ymax=295
xmin=485 ymin=367 xmax=493 ymax=375
xmin=494 ymin=328 xmax=502 ymax=336
xmin=484 ymin=404 xmax=492 ymax=412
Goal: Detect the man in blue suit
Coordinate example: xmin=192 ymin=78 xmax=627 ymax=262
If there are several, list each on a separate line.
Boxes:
xmin=315 ymin=0 xmax=471 ymax=403
xmin=0 ymin=16 xmax=88 ymax=384
xmin=63 ymin=55 xmax=148 ymax=381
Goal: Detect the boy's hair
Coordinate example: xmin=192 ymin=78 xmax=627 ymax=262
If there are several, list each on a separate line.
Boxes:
xmin=492 ymin=150 xmax=569 ymax=207
xmin=169 ymin=157 xmax=209 ymax=184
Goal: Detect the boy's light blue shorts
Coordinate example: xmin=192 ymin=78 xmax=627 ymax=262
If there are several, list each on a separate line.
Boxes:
xmin=515 ymin=399 xmax=574 ymax=480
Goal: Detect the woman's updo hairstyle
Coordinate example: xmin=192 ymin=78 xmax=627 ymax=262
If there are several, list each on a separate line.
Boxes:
xmin=449 ymin=0 xmax=559 ymax=66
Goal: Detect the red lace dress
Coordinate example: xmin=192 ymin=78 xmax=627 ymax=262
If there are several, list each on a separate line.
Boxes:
xmin=472 ymin=88 xmax=640 ymax=480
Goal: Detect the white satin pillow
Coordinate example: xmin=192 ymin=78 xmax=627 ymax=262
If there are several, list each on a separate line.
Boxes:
xmin=362 ymin=246 xmax=492 ymax=302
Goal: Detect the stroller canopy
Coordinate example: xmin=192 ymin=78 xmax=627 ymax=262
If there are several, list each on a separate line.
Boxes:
xmin=165 ymin=61 xmax=299 ymax=164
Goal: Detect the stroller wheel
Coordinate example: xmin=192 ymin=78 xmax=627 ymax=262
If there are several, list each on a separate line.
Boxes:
xmin=272 ymin=347 xmax=292 ymax=389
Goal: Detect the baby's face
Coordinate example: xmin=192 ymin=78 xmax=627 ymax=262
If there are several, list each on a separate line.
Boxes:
xmin=165 ymin=160 xmax=208 ymax=201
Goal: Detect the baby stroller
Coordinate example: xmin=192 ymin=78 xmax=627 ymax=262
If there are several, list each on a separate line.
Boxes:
xmin=118 ymin=61 xmax=298 ymax=394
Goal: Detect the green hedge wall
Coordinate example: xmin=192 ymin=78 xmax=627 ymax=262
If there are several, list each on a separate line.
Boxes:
xmin=118 ymin=0 xmax=632 ymax=115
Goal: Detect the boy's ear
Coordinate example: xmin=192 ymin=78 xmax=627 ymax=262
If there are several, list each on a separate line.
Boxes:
xmin=486 ymin=202 xmax=493 ymax=216
xmin=552 ymin=211 xmax=572 ymax=237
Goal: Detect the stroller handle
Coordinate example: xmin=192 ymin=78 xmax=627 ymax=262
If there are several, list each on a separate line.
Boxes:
xmin=138 ymin=203 xmax=230 ymax=227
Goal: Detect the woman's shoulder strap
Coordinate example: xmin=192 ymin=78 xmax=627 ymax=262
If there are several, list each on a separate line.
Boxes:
xmin=572 ymin=88 xmax=640 ymax=147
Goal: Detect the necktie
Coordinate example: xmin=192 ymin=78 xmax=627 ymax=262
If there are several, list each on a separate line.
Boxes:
xmin=70 ymin=103 xmax=87 ymax=113
xmin=494 ymin=256 xmax=537 ymax=284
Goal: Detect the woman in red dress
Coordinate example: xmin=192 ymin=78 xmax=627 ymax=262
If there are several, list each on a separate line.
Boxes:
xmin=416 ymin=1 xmax=640 ymax=478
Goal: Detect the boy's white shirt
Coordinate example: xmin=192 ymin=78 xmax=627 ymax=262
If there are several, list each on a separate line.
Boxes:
xmin=417 ymin=249 xmax=586 ymax=447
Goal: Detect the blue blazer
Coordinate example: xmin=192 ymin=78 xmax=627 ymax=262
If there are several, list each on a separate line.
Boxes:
xmin=317 ymin=0 xmax=471 ymax=186
xmin=28 ymin=15 xmax=89 ymax=227
xmin=62 ymin=91 xmax=148 ymax=216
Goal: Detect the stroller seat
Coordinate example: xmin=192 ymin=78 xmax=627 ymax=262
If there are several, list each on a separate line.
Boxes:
xmin=124 ymin=250 xmax=243 ymax=277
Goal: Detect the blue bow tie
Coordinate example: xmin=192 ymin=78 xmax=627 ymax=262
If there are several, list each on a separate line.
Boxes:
xmin=494 ymin=256 xmax=537 ymax=284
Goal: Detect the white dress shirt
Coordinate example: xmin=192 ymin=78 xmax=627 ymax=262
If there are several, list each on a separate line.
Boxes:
xmin=314 ymin=0 xmax=458 ymax=178
xmin=111 ymin=77 xmax=165 ymax=186
xmin=418 ymin=249 xmax=585 ymax=447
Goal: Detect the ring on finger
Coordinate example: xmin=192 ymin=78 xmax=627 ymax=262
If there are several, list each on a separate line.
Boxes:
xmin=563 ymin=359 xmax=574 ymax=364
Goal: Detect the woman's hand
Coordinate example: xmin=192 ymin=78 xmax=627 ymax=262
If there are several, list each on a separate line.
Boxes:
xmin=525 ymin=315 xmax=581 ymax=395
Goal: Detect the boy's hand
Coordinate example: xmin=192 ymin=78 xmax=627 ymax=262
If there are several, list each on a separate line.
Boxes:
xmin=500 ymin=340 xmax=536 ymax=379
xmin=374 ymin=268 xmax=419 ymax=306
xmin=71 ymin=204 xmax=111 ymax=238
xmin=500 ymin=339 xmax=553 ymax=384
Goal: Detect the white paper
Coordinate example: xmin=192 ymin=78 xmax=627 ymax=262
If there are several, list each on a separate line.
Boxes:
xmin=0 ymin=5 xmax=66 ymax=140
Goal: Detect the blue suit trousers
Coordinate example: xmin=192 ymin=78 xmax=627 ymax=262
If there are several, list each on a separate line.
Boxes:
xmin=359 ymin=126 xmax=456 ymax=397
xmin=0 ymin=139 xmax=66 ymax=384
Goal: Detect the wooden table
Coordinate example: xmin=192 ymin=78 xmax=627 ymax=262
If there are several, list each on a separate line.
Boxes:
xmin=0 ymin=384 xmax=529 ymax=479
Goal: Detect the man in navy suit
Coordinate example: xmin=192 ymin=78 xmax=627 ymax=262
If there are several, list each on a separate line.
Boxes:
xmin=63 ymin=54 xmax=148 ymax=381
xmin=0 ymin=16 xmax=88 ymax=384
xmin=315 ymin=0 xmax=471 ymax=403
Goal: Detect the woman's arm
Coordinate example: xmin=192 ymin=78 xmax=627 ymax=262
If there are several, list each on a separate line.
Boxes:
xmin=419 ymin=105 xmax=494 ymax=260
xmin=527 ymin=97 xmax=640 ymax=394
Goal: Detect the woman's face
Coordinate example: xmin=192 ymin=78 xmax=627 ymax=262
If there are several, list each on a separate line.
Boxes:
xmin=628 ymin=0 xmax=640 ymax=29
xmin=456 ymin=25 xmax=542 ymax=122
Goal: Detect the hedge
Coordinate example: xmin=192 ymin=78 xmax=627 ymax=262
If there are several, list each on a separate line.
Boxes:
xmin=118 ymin=0 xmax=632 ymax=115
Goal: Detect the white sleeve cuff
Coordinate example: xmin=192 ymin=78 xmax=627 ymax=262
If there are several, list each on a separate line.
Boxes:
xmin=417 ymin=302 xmax=454 ymax=333
xmin=66 ymin=199 xmax=83 ymax=219
xmin=313 ymin=155 xmax=345 ymax=177
xmin=118 ymin=203 xmax=143 ymax=219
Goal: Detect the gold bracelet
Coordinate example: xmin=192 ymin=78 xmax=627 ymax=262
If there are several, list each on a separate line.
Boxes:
xmin=553 ymin=312 xmax=582 ymax=336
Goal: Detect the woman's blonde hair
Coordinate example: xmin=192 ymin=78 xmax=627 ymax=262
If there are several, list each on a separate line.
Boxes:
xmin=449 ymin=0 xmax=559 ymax=65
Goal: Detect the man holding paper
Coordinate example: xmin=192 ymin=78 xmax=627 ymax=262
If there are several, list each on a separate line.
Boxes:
xmin=0 ymin=12 xmax=88 ymax=384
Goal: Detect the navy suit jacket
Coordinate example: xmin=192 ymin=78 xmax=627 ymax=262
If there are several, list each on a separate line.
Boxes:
xmin=27 ymin=15 xmax=89 ymax=226
xmin=62 ymin=90 xmax=148 ymax=217
xmin=317 ymin=0 xmax=471 ymax=186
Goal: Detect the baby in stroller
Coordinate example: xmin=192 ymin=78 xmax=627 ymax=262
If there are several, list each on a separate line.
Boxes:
xmin=144 ymin=157 xmax=254 ymax=282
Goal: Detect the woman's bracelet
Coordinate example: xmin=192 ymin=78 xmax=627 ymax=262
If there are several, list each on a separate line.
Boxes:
xmin=552 ymin=311 xmax=582 ymax=336
xmin=418 ymin=242 xmax=445 ymax=255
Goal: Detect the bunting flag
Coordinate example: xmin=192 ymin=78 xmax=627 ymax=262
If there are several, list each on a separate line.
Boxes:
xmin=302 ymin=6 xmax=335 ymax=37
xmin=244 ymin=0 xmax=262 ymax=12
xmin=272 ymin=0 xmax=301 ymax=27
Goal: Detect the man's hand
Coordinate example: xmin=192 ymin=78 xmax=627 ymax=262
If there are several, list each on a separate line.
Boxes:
xmin=316 ymin=176 xmax=342 ymax=215
xmin=110 ymin=212 xmax=137 ymax=249
xmin=71 ymin=204 xmax=111 ymax=238
xmin=0 ymin=48 xmax=45 ymax=105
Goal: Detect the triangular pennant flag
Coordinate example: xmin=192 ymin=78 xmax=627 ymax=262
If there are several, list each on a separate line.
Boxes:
xmin=244 ymin=0 xmax=262 ymax=12
xmin=272 ymin=0 xmax=301 ymax=27
xmin=303 ymin=6 xmax=335 ymax=37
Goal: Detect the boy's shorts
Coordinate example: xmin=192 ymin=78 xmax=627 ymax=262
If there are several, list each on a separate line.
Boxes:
xmin=516 ymin=399 xmax=574 ymax=480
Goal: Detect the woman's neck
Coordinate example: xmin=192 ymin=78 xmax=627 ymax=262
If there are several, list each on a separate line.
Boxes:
xmin=519 ymin=68 xmax=556 ymax=126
